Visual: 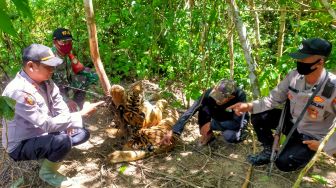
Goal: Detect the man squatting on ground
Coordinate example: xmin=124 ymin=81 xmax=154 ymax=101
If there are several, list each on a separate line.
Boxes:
xmin=229 ymin=38 xmax=336 ymax=172
xmin=2 ymin=44 xmax=104 ymax=187
xmin=52 ymin=28 xmax=98 ymax=112
xmin=160 ymin=79 xmax=248 ymax=146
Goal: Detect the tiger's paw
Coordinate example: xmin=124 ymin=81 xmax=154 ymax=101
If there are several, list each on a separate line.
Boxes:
xmin=108 ymin=150 xmax=148 ymax=163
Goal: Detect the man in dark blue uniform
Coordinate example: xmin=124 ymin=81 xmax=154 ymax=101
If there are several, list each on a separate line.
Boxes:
xmin=160 ymin=79 xmax=248 ymax=146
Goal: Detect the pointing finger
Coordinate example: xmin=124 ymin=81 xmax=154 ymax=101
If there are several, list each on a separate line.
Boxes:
xmin=227 ymin=103 xmax=239 ymax=110
xmin=93 ymin=101 xmax=105 ymax=107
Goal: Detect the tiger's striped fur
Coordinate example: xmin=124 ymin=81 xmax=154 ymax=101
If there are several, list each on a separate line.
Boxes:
xmin=108 ymin=80 xmax=179 ymax=163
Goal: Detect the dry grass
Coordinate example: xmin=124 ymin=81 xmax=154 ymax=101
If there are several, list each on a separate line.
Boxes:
xmin=1 ymin=107 xmax=336 ymax=188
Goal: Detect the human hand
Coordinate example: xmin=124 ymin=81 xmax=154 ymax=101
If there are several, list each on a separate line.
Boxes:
xmin=159 ymin=130 xmax=174 ymax=146
xmin=227 ymin=102 xmax=252 ymax=116
xmin=67 ymin=100 xmax=78 ymax=112
xmin=303 ymin=140 xmax=320 ymax=151
xmin=66 ymin=128 xmax=77 ymax=136
xmin=80 ymin=101 xmax=105 ymax=117
xmin=200 ymin=122 xmax=211 ymax=137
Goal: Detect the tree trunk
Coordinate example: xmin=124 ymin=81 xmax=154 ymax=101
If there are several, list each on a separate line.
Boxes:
xmin=83 ymin=0 xmax=111 ymax=96
xmin=276 ymin=7 xmax=286 ymax=63
xmin=227 ymin=10 xmax=235 ymax=80
xmin=228 ymin=0 xmax=260 ymax=99
xmin=294 ymin=1 xmax=306 ymax=45
xmin=184 ymin=0 xmax=194 ymax=10
xmin=247 ymin=0 xmax=260 ymax=49
xmin=320 ymin=0 xmax=336 ymax=19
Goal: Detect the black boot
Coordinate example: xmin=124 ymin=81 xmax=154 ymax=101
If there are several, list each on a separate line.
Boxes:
xmin=247 ymin=145 xmax=272 ymax=166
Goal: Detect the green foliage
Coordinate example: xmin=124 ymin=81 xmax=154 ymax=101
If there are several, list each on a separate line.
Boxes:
xmin=11 ymin=0 xmax=33 ymax=19
xmin=0 ymin=8 xmax=16 ymax=37
xmin=259 ymin=175 xmax=270 ymax=182
xmin=0 ymin=0 xmax=335 ymax=102
xmin=0 ymin=0 xmax=32 ymax=37
xmin=10 ymin=177 xmax=24 ymax=188
xmin=118 ymin=164 xmax=128 ymax=174
xmin=311 ymin=174 xmax=328 ymax=185
xmin=0 ymin=96 xmax=16 ymax=120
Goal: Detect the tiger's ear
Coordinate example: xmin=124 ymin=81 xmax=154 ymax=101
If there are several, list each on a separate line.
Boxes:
xmin=129 ymin=80 xmax=143 ymax=93
xmin=132 ymin=84 xmax=142 ymax=93
xmin=110 ymin=85 xmax=125 ymax=107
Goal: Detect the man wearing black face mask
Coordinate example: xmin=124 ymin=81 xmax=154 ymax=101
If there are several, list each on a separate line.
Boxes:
xmin=52 ymin=28 xmax=98 ymax=112
xmin=228 ymin=38 xmax=336 ymax=172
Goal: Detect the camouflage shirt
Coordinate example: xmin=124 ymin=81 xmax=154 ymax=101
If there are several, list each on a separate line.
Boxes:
xmin=51 ymin=47 xmax=95 ymax=101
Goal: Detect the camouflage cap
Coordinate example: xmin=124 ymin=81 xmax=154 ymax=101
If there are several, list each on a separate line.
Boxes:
xmin=209 ymin=79 xmax=236 ymax=103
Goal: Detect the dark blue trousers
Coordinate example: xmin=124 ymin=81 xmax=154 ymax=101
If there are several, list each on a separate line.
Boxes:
xmin=9 ymin=128 xmax=90 ymax=162
xmin=252 ymin=109 xmax=316 ymax=171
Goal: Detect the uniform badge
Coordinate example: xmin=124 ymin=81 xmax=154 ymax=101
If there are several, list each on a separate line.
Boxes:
xmin=307 ymin=107 xmax=318 ymax=119
xmin=313 ymin=96 xmax=324 ymax=103
xmin=24 ymin=94 xmax=35 ymax=105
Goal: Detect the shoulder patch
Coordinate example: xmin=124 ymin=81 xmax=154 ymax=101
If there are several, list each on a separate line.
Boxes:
xmin=313 ymin=96 xmax=325 ymax=103
xmin=24 ymin=94 xmax=36 ymax=105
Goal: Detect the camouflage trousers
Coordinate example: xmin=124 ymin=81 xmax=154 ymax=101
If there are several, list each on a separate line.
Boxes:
xmin=56 ymin=67 xmax=98 ymax=109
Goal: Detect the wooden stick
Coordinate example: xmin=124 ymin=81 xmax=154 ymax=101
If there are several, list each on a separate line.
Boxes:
xmin=242 ymin=120 xmax=256 ymax=188
xmin=293 ymin=122 xmax=336 ymax=188
xmin=132 ymin=163 xmax=201 ymax=188
xmin=240 ymin=8 xmax=327 ymax=12
xmin=83 ymin=0 xmax=111 ymax=95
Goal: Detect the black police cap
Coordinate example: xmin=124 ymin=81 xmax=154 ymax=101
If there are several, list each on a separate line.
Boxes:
xmin=289 ymin=38 xmax=332 ymax=59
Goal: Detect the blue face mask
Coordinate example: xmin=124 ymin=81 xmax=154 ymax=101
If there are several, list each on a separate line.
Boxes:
xmin=296 ymin=59 xmax=320 ymax=75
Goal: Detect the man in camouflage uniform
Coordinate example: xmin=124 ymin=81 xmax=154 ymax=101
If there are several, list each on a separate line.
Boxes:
xmin=229 ymin=38 xmax=336 ymax=172
xmin=2 ymin=44 xmax=104 ymax=186
xmin=160 ymin=79 xmax=248 ymax=146
xmin=52 ymin=28 xmax=98 ymax=111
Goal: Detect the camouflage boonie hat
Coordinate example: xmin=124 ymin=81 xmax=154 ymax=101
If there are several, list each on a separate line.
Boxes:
xmin=209 ymin=79 xmax=236 ymax=103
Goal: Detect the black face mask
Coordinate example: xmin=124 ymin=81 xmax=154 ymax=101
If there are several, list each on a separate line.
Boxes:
xmin=296 ymin=59 xmax=320 ymax=75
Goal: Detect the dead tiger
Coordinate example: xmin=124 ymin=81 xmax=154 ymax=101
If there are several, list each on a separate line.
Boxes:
xmin=108 ymin=80 xmax=179 ymax=163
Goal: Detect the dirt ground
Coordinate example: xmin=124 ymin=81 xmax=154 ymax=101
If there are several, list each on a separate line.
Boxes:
xmin=1 ymin=105 xmax=336 ymax=188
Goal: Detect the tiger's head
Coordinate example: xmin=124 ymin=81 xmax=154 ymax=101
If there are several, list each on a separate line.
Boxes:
xmin=123 ymin=80 xmax=163 ymax=129
xmin=109 ymin=84 xmax=126 ymax=108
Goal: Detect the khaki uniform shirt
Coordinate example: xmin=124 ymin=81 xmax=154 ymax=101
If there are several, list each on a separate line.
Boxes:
xmin=2 ymin=70 xmax=82 ymax=153
xmin=252 ymin=69 xmax=336 ymax=156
